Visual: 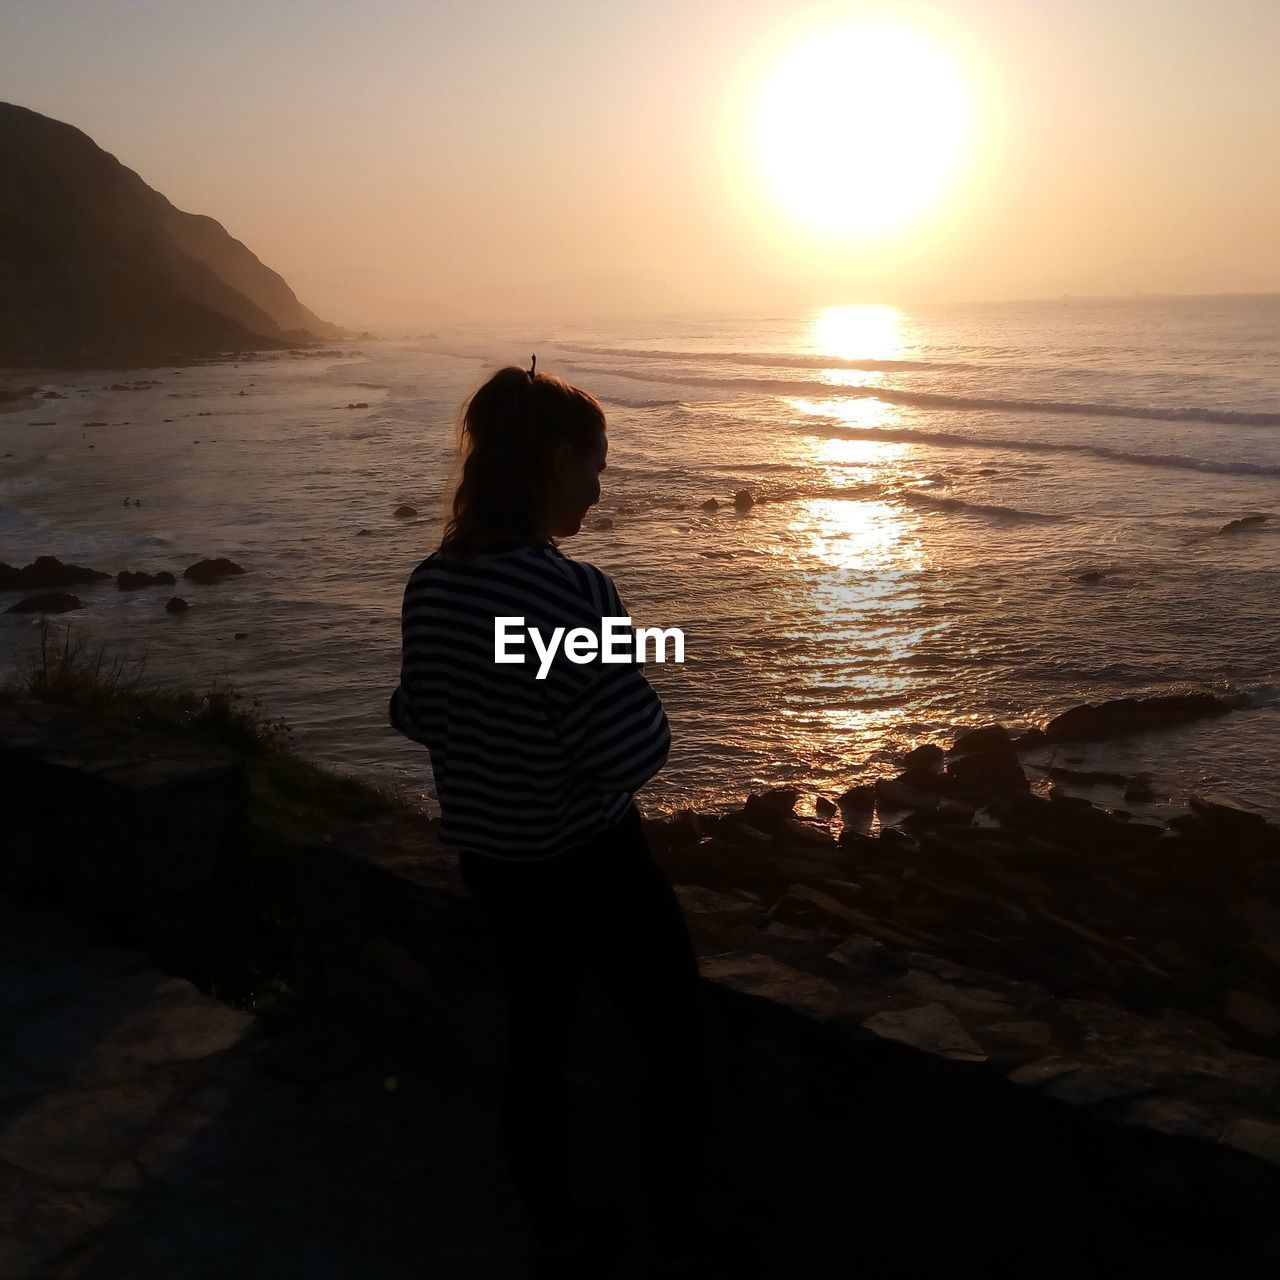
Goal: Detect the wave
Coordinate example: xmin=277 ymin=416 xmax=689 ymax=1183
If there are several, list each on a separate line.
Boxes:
xmin=562 ymin=363 xmax=1280 ymax=428
xmin=555 ymin=342 xmax=958 ymax=373
xmin=898 ymin=490 xmax=1065 ymax=523
xmin=597 ymin=394 xmax=685 ymax=409
xmin=1224 ymin=683 xmax=1280 ymax=710
xmin=802 ymin=422 xmax=1280 ymax=477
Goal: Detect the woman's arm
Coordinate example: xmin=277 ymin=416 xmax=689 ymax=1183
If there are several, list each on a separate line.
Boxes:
xmin=389 ymin=573 xmax=434 ymax=746
xmin=552 ymin=569 xmax=671 ymax=793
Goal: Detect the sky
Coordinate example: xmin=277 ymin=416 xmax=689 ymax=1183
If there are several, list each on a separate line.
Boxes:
xmin=2 ymin=0 xmax=1278 ymax=326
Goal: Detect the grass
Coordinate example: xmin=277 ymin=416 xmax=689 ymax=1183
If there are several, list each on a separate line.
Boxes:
xmin=2 ymin=617 xmax=418 ymax=1020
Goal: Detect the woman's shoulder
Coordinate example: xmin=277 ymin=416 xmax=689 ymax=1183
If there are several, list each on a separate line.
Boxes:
xmin=412 ymin=544 xmax=614 ymax=613
xmin=542 ymin=547 xmax=621 ymax=614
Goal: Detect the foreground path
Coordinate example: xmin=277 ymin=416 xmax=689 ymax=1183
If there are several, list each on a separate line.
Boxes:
xmin=0 ymin=891 xmax=644 ymax=1279
xmin=4 ymin=878 xmax=1276 ymax=1279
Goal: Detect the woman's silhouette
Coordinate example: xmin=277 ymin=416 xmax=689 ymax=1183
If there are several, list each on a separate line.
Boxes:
xmin=389 ymin=363 xmax=719 ymax=1278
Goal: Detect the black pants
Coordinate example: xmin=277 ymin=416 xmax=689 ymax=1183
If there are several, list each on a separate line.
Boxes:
xmin=458 ymin=802 xmax=710 ymax=1254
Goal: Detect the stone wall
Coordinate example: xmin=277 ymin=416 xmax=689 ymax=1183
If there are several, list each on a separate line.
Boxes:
xmin=4 ymin=701 xmax=1279 ymax=1267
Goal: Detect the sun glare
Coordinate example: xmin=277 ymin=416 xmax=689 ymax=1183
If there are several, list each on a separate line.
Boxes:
xmin=812 ymin=303 xmax=902 ymax=361
xmin=756 ymin=22 xmax=971 ymax=236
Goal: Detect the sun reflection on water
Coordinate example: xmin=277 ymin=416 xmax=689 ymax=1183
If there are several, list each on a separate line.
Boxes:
xmin=811 ymin=304 xmax=903 ymax=362
xmin=786 ymin=498 xmax=926 ymax=573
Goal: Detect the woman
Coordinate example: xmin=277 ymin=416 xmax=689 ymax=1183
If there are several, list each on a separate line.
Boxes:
xmin=389 ymin=362 xmax=723 ymax=1279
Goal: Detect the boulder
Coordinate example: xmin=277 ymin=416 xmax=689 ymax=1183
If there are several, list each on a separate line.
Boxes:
xmin=1188 ymin=797 xmax=1268 ymax=833
xmin=733 ymin=489 xmax=754 ymax=512
xmin=165 ymin=596 xmax=189 ymax=614
xmin=875 ymin=776 xmax=937 ymax=810
xmin=1048 ymin=765 xmax=1130 ymax=788
xmin=1123 ymin=777 xmax=1156 ymax=803
xmin=1044 ymin=695 xmax=1231 ymax=743
xmin=393 ymin=505 xmax=417 ymax=519
xmin=183 ymin=557 xmax=246 ymax=584
xmin=949 ymin=724 xmax=1013 ymax=757
xmin=837 ymin=783 xmax=876 ymax=813
xmin=5 ymin=591 xmax=82 ymax=614
xmin=117 ymin=570 xmax=176 ymax=590
xmin=900 ymin=743 xmax=945 ymax=778
xmin=741 ymin=787 xmax=799 ymax=828
xmin=945 ymin=727 xmax=1028 ymax=791
xmin=699 ymin=498 xmax=719 ymax=512
xmin=0 ymin=556 xmax=110 ymax=590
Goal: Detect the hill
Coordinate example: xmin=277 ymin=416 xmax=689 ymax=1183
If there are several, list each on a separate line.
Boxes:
xmin=0 ymin=103 xmax=342 ymax=368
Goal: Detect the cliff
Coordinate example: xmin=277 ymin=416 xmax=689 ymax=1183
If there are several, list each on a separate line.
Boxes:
xmin=0 ymin=102 xmax=343 ymax=368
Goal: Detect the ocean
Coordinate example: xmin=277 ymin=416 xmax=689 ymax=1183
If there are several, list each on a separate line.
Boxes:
xmin=2 ymin=294 xmax=1277 ymax=822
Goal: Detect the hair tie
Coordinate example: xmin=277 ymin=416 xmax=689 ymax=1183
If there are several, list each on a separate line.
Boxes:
xmin=527 ymin=353 xmax=537 ymax=381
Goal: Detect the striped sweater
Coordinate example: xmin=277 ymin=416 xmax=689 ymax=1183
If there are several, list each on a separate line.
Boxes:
xmin=388 ymin=542 xmax=671 ymax=860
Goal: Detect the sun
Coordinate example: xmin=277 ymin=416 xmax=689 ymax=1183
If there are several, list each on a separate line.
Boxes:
xmin=755 ymin=22 xmax=971 ymax=237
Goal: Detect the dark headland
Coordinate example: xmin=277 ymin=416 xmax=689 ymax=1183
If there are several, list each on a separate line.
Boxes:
xmin=0 ymin=102 xmax=341 ymax=371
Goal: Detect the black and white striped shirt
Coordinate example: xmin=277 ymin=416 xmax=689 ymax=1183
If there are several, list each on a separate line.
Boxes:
xmin=389 ymin=543 xmax=671 ymax=860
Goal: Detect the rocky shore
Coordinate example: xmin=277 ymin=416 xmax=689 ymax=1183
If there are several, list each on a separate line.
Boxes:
xmin=5 ymin=694 xmax=1280 ymax=1273
xmin=646 ymin=713 xmax=1279 ymax=1057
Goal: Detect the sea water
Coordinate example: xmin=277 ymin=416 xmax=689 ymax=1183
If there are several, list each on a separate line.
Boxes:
xmin=1 ymin=294 xmax=1277 ymax=820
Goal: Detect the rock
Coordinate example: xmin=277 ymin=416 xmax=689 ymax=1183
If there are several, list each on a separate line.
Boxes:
xmin=900 ymin=743 xmax=945 ymax=777
xmin=1123 ymin=777 xmax=1156 ymax=802
xmin=948 ymin=724 xmax=1013 ymax=757
xmin=776 ymin=816 xmax=835 ymax=847
xmin=1218 ymin=514 xmax=1269 ymax=534
xmin=1048 ymin=765 xmax=1130 ymax=788
xmin=116 ymin=570 xmax=175 ymax=590
xmin=837 ymin=783 xmax=876 ymax=813
xmin=346 ymin=401 xmax=370 ymax=410
xmin=1011 ymin=727 xmax=1047 ymax=752
xmin=1044 ymin=694 xmax=1231 ymax=742
xmin=234 ymin=632 xmax=248 ymax=640
xmin=41 ymin=390 xmax=65 ymax=399
xmin=945 ymin=741 xmax=1027 ymax=792
xmin=182 ymin=557 xmax=245 ymax=584
xmin=1007 ymin=1056 xmax=1085 ymax=1085
xmin=0 ymin=556 xmax=110 ymax=590
xmin=593 ymin=517 xmax=614 ymax=530
xmin=875 ymin=777 xmax=937 ymax=810
xmin=741 ymin=787 xmax=799 ymax=828
xmin=837 ymin=828 xmax=879 ymax=852
xmin=1224 ymin=991 xmax=1280 ymax=1040
xmin=393 ymin=505 xmax=417 ymax=519
xmin=861 ymin=1003 xmax=987 ymax=1062
xmin=674 ymin=885 xmax=757 ymax=916
xmin=1076 ymin=571 xmax=1105 ymax=584
xmin=165 ymin=597 xmax=189 ymax=614
xmin=1188 ymin=796 xmax=1267 ymax=832
xmin=1222 ymin=1119 xmax=1280 ymax=1166
xmin=699 ymin=498 xmax=719 ymax=512
xmin=356 ymin=528 xmax=372 ymax=536
xmin=667 ymin=809 xmax=703 ymax=849
xmin=6 ymin=592 xmax=82 ymax=614
xmin=733 ymin=489 xmax=754 ymax=512
xmin=815 ymin=795 xmax=837 ymax=818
